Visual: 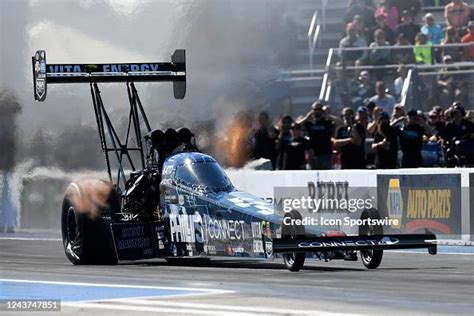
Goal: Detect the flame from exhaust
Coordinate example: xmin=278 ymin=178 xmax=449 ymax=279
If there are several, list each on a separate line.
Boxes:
xmin=214 ymin=111 xmax=253 ymax=168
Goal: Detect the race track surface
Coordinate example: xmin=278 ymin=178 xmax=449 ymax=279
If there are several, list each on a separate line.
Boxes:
xmin=1 ymin=235 xmax=473 ymax=315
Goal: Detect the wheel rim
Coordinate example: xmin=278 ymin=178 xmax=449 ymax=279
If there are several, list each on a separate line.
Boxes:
xmin=67 ymin=207 xmax=76 ymax=242
xmin=285 ymin=253 xmax=295 ymax=266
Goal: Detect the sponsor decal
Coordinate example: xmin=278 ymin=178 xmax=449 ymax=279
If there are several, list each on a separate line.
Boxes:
xmin=387 ymin=179 xmax=403 ymax=229
xmin=111 ymin=224 xmax=156 ymax=260
xmin=377 ymin=174 xmax=461 ymax=234
xmin=253 ymin=240 xmax=264 ymax=253
xmin=265 ymin=241 xmax=273 ymax=257
xmin=47 ymin=63 xmax=161 ymax=73
xmin=169 ymin=213 xmax=248 ymax=243
xmin=227 ymin=195 xmax=273 ymax=215
xmin=206 ymin=245 xmax=217 ymax=255
xmin=178 ymin=195 xmax=185 ymax=205
xmin=298 ymin=237 xmax=400 ymax=248
xmin=251 ymin=222 xmax=262 ymax=238
xmin=120 ymin=212 xmax=139 ymax=221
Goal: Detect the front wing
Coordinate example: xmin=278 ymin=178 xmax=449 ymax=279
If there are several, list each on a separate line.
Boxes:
xmin=273 ymin=231 xmax=437 ymax=255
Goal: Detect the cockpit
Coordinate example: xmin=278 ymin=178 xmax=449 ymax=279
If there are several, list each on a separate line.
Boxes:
xmin=164 ymin=153 xmax=234 ymax=193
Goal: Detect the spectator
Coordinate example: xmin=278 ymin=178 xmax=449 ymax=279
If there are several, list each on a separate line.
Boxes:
xmin=443 ymin=107 xmax=454 ymax=124
xmin=333 ymin=107 xmax=366 ymax=169
xmin=442 ymin=26 xmax=463 ymax=61
xmin=421 ymin=13 xmax=445 ymax=45
xmin=352 ymin=15 xmax=370 ymax=41
xmin=297 ymin=102 xmax=335 ymax=170
xmin=371 ymin=11 xmax=397 ymax=44
xmin=437 ymin=55 xmax=468 ymax=106
xmin=375 ymin=0 xmax=400 ymax=31
xmin=367 ymin=105 xmax=384 ymax=135
xmin=398 ymin=109 xmax=432 ymax=168
xmin=465 ymin=110 xmax=474 ymax=124
xmin=428 ymin=108 xmax=446 ymax=137
xmin=393 ymin=0 xmax=421 ymax=18
xmin=322 ymin=105 xmax=344 ymax=130
xmin=356 ymin=106 xmax=370 ymax=129
xmin=369 ymin=81 xmax=397 ymax=114
xmin=445 ymin=0 xmax=471 ymax=33
xmin=366 ymin=101 xmax=376 ymax=121
xmin=372 ymin=112 xmax=399 ymax=168
xmin=461 ymin=21 xmax=474 ymax=61
xmin=391 ymin=104 xmax=406 ymax=127
xmin=176 ymin=127 xmax=199 ymax=153
xmin=350 ymin=70 xmax=375 ymax=107
xmin=439 ymin=104 xmax=474 ymax=145
xmin=394 ymin=64 xmax=408 ymax=100
xmin=339 ymin=23 xmax=368 ymax=66
xmin=369 ymin=29 xmax=392 ymax=79
xmin=392 ymin=34 xmax=415 ymax=64
xmin=345 ymin=0 xmax=376 ymax=30
xmin=251 ymin=111 xmax=277 ymax=168
xmin=414 ymin=32 xmax=433 ymax=64
xmin=396 ymin=10 xmax=421 ymax=45
xmin=275 ymin=115 xmax=294 ymax=169
xmin=279 ymin=123 xmax=310 ymax=170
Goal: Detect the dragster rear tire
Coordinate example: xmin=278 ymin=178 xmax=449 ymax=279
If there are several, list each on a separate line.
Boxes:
xmin=282 ymin=210 xmax=305 ymax=272
xmin=61 ymin=180 xmax=119 ymax=265
xmin=359 ymin=208 xmax=383 ymax=269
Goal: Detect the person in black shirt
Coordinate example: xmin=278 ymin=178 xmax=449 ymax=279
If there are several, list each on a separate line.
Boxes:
xmin=251 ymin=111 xmax=277 ymax=168
xmin=439 ymin=105 xmax=474 ymax=145
xmin=398 ymin=110 xmax=432 ymax=168
xmin=370 ymin=12 xmax=397 ymax=44
xmin=275 ymin=115 xmax=294 ymax=170
xmin=345 ymin=0 xmax=376 ymax=30
xmin=174 ymin=127 xmax=200 ymax=153
xmin=427 ymin=109 xmax=445 ymax=138
xmin=334 ymin=107 xmax=366 ymax=169
xmin=372 ymin=112 xmax=399 ymax=168
xmin=279 ymin=123 xmax=310 ymax=170
xmin=396 ymin=10 xmax=421 ymax=44
xmin=297 ymin=102 xmax=334 ymax=170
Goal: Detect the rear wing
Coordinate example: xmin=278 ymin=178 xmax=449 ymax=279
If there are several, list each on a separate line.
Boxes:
xmin=32 ymin=50 xmax=186 ymax=101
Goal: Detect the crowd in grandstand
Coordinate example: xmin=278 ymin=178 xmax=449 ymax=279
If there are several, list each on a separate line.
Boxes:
xmin=246 ymin=1 xmax=474 ymax=170
xmin=340 ymin=0 xmax=474 ymax=66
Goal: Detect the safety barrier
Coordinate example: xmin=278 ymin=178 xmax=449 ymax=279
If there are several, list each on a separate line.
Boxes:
xmin=227 ymin=168 xmax=474 ymax=244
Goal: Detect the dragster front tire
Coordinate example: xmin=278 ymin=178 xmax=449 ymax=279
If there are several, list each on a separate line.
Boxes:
xmin=359 ymin=208 xmax=383 ymax=269
xmin=61 ymin=180 xmax=118 ymax=265
xmin=282 ymin=210 xmax=305 ymax=272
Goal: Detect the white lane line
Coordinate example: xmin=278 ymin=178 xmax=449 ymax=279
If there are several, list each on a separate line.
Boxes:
xmin=0 ymin=279 xmax=233 ymax=295
xmin=387 ymin=250 xmax=474 ymax=256
xmin=63 ymin=301 xmax=352 ymax=315
xmin=120 ymin=299 xmax=350 ymax=315
xmin=63 ymin=302 xmax=251 ymax=315
xmin=0 ymin=237 xmax=62 ymax=241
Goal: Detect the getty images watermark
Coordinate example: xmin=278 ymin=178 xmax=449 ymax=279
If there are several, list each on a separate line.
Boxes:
xmin=274 ymin=185 xmax=400 ymax=230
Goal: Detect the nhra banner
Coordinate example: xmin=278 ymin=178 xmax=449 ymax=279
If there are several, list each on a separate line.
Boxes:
xmin=377 ymin=174 xmax=461 ymax=235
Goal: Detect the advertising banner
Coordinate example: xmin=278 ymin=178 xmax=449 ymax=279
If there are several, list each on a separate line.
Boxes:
xmin=470 ymin=173 xmax=474 ymax=241
xmin=377 ymin=174 xmax=462 ymax=235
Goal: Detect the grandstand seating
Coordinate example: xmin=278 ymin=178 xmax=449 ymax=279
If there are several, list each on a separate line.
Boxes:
xmin=282 ymin=0 xmax=474 ymax=116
